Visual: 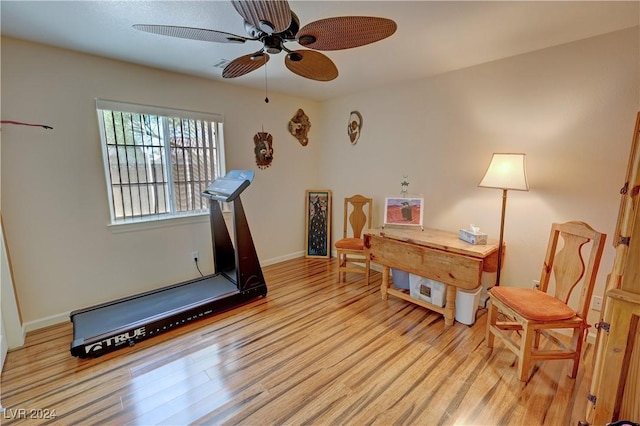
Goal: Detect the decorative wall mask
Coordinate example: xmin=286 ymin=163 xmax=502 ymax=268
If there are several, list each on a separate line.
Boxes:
xmin=254 ymin=131 xmax=274 ymax=169
xmin=288 ymin=109 xmax=311 ymax=146
xmin=347 ymin=111 xmax=362 ymax=145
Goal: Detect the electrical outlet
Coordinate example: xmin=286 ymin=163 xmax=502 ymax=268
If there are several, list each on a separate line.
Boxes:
xmin=592 ymin=296 xmax=603 ymax=311
xmin=532 ymin=280 xmax=540 ymax=289
xmin=192 ymin=251 xmax=199 ymax=261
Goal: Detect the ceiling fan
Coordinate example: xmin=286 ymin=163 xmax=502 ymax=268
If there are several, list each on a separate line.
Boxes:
xmin=133 ymin=0 xmax=397 ymax=82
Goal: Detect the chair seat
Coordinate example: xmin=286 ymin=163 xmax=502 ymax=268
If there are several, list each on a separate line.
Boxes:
xmin=335 ymin=237 xmax=364 ymax=251
xmin=490 ymin=287 xmax=576 ymax=321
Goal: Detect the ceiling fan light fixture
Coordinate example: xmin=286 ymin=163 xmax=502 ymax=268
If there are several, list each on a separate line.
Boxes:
xmin=263 ymin=35 xmax=282 ymax=54
xmin=244 ymin=22 xmax=263 ymax=39
xmin=258 ymin=20 xmax=275 ymax=33
xmin=287 ymin=51 xmax=303 ymax=62
xmin=297 ymin=35 xmax=316 ymax=46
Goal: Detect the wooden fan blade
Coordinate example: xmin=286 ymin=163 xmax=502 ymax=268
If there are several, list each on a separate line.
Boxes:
xmin=222 ymin=52 xmax=270 ymax=78
xmin=231 ymin=0 xmax=291 ymax=34
xmin=285 ymin=50 xmax=338 ymax=82
xmin=297 ymin=16 xmax=397 ymax=51
xmin=133 ymin=24 xmax=250 ymax=43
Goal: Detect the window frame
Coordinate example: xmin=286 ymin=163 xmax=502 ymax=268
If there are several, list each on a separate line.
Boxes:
xmin=96 ymin=99 xmax=226 ymax=228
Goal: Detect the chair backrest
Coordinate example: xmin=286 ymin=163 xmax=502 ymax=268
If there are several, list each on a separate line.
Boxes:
xmin=539 ymin=221 xmax=606 ymax=320
xmin=343 ymin=195 xmax=373 ymax=239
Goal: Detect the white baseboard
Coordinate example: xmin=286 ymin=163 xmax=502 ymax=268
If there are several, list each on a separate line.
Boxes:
xmin=23 ymin=312 xmax=70 ymax=333
xmin=5 ymin=324 xmax=26 ymax=351
xmin=6 ymin=313 xmax=68 ymax=351
xmin=261 ymin=251 xmax=305 ymax=266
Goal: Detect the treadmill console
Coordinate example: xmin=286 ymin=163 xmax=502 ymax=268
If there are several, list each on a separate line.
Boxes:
xmin=202 ymin=170 xmax=255 ymax=202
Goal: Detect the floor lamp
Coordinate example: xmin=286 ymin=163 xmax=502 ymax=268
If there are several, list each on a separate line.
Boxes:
xmin=479 ymin=153 xmax=529 ymax=287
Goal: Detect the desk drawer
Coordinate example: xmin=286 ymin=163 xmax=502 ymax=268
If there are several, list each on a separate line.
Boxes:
xmin=366 ymin=234 xmax=482 ymax=290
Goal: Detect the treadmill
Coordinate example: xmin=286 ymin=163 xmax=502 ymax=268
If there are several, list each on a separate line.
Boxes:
xmin=70 ymin=170 xmax=267 ymax=358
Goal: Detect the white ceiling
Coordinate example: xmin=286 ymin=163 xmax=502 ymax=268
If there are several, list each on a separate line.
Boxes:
xmin=2 ymin=1 xmax=638 ymax=101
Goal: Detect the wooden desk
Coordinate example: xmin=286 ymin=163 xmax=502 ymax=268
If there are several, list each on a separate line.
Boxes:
xmin=364 ymin=228 xmax=501 ymax=326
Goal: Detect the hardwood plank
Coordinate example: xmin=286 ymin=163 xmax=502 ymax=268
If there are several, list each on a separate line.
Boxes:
xmin=0 ymin=257 xmax=593 ymax=425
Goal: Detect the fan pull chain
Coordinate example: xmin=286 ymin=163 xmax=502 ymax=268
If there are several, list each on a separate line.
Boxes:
xmin=264 ymin=61 xmax=269 ymax=104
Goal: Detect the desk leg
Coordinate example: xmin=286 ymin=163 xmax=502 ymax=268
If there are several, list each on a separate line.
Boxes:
xmin=444 ymin=286 xmax=456 ymax=326
xmin=381 ymin=266 xmax=390 ymax=300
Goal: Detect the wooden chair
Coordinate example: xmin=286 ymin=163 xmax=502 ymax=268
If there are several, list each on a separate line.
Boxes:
xmin=335 ymin=195 xmax=373 ymax=284
xmin=486 ymin=221 xmax=606 ymax=382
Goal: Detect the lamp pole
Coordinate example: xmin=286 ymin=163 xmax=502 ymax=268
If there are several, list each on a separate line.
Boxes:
xmin=496 ymin=189 xmax=508 ymax=287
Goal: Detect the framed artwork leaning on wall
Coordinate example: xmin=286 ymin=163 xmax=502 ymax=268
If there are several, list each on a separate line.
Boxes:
xmin=305 ymin=189 xmax=332 ymax=258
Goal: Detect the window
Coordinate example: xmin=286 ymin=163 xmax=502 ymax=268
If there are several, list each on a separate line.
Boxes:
xmin=96 ymin=99 xmax=225 ymax=225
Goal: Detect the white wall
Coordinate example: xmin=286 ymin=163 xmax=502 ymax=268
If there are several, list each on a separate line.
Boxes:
xmin=2 ymin=26 xmax=639 ymax=334
xmin=1 ymin=220 xmax=24 ymax=352
xmin=318 ymin=27 xmax=639 ymax=331
xmin=1 ymin=37 xmax=322 ymax=327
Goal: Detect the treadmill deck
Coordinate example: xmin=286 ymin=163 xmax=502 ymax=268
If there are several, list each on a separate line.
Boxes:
xmin=72 ymin=275 xmax=237 ymax=339
xmin=70 ymin=274 xmax=265 ymax=358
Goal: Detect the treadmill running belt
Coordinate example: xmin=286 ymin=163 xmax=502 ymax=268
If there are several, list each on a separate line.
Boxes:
xmin=72 ymin=276 xmax=237 ymax=339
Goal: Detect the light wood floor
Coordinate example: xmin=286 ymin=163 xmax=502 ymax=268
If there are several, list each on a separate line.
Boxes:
xmin=1 ymin=257 xmax=593 ymax=425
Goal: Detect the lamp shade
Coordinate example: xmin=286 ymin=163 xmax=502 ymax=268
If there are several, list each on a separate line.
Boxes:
xmin=479 ymin=153 xmax=529 ymax=191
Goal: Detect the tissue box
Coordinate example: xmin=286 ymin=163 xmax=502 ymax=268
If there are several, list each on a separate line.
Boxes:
xmin=459 ymin=229 xmax=487 ymax=245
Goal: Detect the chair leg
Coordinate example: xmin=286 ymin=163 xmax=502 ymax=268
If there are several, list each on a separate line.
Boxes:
xmin=337 ymin=252 xmax=344 ymax=283
xmin=365 ymin=257 xmax=370 ymax=285
xmin=568 ymin=326 xmax=585 ymax=378
xmin=486 ymin=299 xmax=497 ymax=348
xmin=533 ymin=330 xmax=541 ymax=349
xmin=518 ymin=323 xmax=535 ymax=381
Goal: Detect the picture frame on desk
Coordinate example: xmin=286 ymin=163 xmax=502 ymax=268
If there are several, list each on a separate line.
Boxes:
xmin=383 ymin=196 xmax=424 ymax=229
xmin=304 ymin=189 xmax=332 ymax=258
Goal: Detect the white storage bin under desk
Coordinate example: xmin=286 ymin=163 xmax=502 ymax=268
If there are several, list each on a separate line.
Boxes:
xmin=391 ymin=268 xmax=410 ymax=290
xmin=409 ymin=274 xmax=446 ymax=307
